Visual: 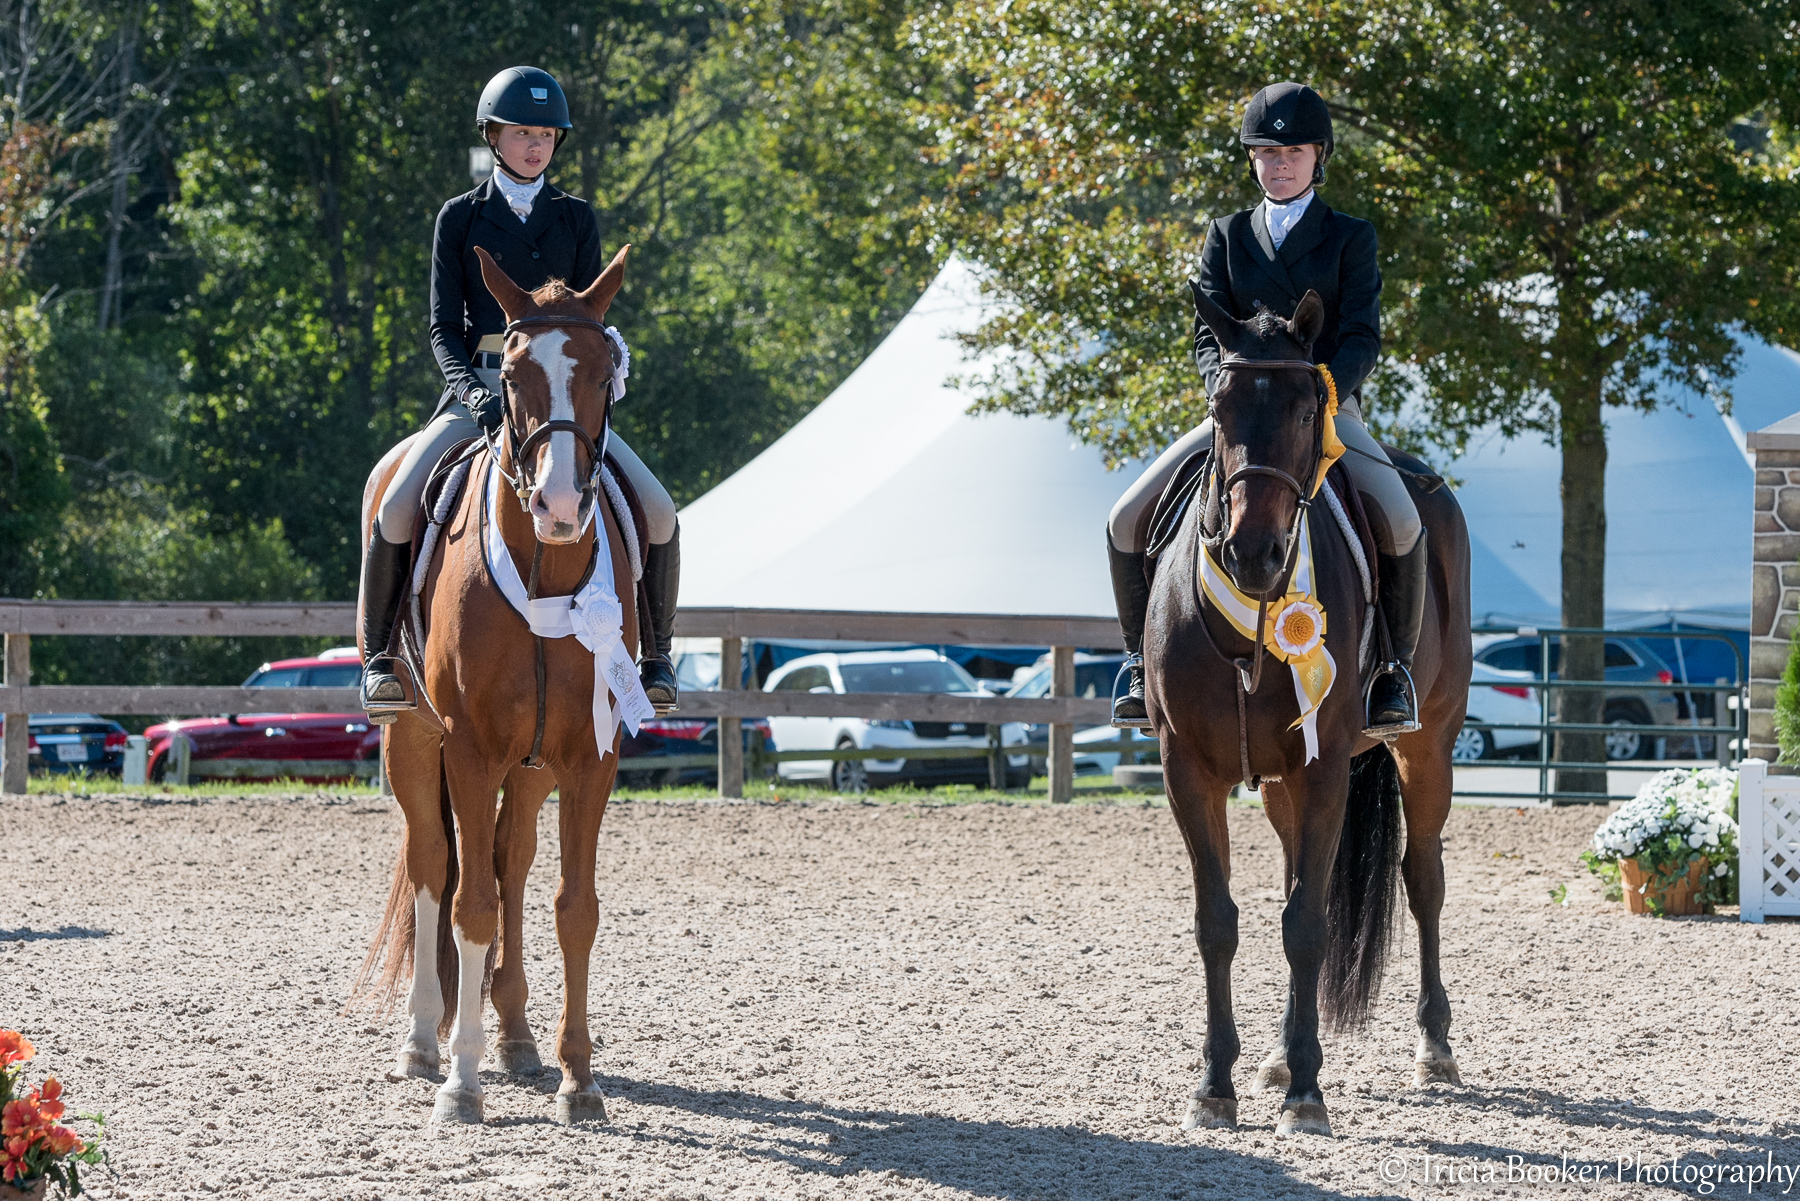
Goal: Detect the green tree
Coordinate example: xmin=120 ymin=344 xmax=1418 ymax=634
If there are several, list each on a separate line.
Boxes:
xmin=922 ymin=0 xmax=1800 ymax=792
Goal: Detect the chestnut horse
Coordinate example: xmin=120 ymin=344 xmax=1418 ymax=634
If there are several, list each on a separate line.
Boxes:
xmin=1147 ymin=286 xmax=1471 ymax=1137
xmin=353 ymin=246 xmax=637 ymax=1126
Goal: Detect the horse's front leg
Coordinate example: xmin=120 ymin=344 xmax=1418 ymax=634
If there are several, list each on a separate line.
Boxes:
xmin=550 ymin=745 xmax=618 ymax=1124
xmin=434 ymin=742 xmax=507 ymax=1124
xmin=1272 ymin=757 xmax=1351 ymax=1137
xmin=490 ymin=763 xmax=553 ymax=1076
xmin=1394 ymin=735 xmax=1461 ymax=1085
xmin=1251 ymin=780 xmax=1297 ymax=1095
xmin=1163 ymin=734 xmax=1244 ymax=1131
xmin=386 ymin=717 xmax=449 ymax=1081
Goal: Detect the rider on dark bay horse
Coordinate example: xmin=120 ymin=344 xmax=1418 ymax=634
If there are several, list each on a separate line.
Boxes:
xmin=358 ymin=65 xmax=682 ymax=721
xmin=1107 ymin=82 xmax=1427 ymax=734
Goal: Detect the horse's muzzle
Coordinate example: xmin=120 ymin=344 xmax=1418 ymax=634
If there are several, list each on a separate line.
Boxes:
xmin=1222 ymin=531 xmax=1288 ymax=598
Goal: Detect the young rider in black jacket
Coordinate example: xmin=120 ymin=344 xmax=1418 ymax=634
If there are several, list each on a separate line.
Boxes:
xmin=358 ymin=67 xmax=682 ymax=721
xmin=1106 ymin=83 xmax=1427 ymax=736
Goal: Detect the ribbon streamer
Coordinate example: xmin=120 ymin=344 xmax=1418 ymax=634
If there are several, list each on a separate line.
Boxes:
xmin=1198 ymin=516 xmax=1338 ymax=763
xmin=485 ymin=459 xmax=656 ymax=762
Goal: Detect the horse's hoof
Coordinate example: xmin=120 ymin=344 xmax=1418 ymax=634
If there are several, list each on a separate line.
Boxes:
xmin=388 ymin=1048 xmax=439 ymax=1081
xmin=432 ymin=1087 xmax=484 ymax=1124
xmin=494 ymin=1038 xmax=543 ymax=1076
xmin=1181 ymin=1093 xmax=1238 ymax=1131
xmin=1276 ymin=1101 xmax=1333 ymax=1137
xmin=1251 ymin=1057 xmax=1290 ymax=1095
xmin=555 ymin=1088 xmax=608 ymax=1126
xmin=1415 ymin=1055 xmax=1462 ymax=1086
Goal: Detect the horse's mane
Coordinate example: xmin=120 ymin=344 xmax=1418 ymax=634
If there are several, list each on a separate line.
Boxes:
xmin=531 ymin=278 xmax=575 ymax=305
xmin=1250 ymin=306 xmax=1292 ymax=343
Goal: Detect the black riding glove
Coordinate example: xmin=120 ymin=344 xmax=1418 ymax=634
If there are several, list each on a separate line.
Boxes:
xmin=464 ymin=385 xmax=504 ymax=436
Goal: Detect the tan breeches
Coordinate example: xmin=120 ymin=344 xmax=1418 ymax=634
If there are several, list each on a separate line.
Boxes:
xmin=1107 ymin=403 xmax=1422 ymax=556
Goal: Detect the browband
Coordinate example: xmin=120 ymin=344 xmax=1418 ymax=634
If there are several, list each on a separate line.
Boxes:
xmin=503 ymin=315 xmax=615 ymax=338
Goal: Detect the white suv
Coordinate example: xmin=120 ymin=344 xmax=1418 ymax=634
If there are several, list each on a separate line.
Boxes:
xmin=763 ymin=648 xmax=1031 ymax=791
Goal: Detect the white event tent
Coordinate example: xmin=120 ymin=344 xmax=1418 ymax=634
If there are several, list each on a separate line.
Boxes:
xmin=679 ymin=256 xmax=1800 ymax=645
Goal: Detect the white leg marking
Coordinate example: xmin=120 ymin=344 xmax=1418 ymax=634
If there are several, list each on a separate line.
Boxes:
xmin=441 ymin=927 xmax=490 ymax=1098
xmin=390 ymin=888 xmax=442 ymax=1078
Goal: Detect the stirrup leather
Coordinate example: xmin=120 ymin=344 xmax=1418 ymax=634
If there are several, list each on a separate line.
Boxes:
xmin=1363 ymin=660 xmax=1421 ymax=739
xmin=1111 ymin=653 xmax=1152 ymax=730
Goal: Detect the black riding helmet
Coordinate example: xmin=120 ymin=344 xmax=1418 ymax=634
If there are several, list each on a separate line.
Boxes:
xmin=1240 ymin=82 xmax=1333 ymax=188
xmin=476 ymin=66 xmax=572 ymax=174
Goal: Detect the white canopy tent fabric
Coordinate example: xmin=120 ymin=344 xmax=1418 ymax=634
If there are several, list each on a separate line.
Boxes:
xmin=680 ymin=256 xmax=1800 ymax=630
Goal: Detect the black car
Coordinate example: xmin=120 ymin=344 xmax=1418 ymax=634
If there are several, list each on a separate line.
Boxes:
xmin=0 ymin=713 xmax=130 ymax=776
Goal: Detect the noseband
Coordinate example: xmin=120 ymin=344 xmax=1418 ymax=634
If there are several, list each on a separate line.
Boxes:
xmin=487 ymin=314 xmax=618 ymax=530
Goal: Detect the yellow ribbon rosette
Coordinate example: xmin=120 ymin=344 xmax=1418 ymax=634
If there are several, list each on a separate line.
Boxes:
xmin=1309 ymin=363 xmax=1345 ymax=498
xmin=1197 ymin=516 xmax=1339 ymax=763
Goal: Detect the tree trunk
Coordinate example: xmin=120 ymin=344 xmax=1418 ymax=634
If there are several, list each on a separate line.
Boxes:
xmin=1554 ymin=362 xmax=1608 ymax=800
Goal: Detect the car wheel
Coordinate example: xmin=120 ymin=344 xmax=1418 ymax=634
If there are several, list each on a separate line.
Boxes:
xmin=1602 ymin=703 xmax=1651 ymax=761
xmin=1005 ymin=765 xmax=1032 ymax=789
xmin=1451 ymin=726 xmax=1491 ymax=764
xmin=830 ymin=740 xmax=868 ymax=795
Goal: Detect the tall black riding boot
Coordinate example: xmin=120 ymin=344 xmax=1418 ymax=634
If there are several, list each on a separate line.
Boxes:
xmin=640 ymin=522 xmax=681 ymax=712
xmin=1108 ymin=532 xmax=1154 ymax=729
xmin=1367 ymin=529 xmax=1429 ymax=734
xmin=359 ymin=524 xmax=414 ymax=725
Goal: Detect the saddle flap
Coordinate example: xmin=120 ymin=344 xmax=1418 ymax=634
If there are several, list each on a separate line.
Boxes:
xmin=602 ymin=451 xmax=651 ymax=566
xmin=1141 ymin=445 xmax=1211 ymax=577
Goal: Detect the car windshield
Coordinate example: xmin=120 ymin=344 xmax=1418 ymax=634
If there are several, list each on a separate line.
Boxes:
xmin=246 ymin=667 xmax=306 ymax=688
xmin=307 ymin=665 xmax=363 ymax=687
xmin=1482 ymin=641 xmax=1644 ymax=676
xmin=677 ymin=652 xmax=720 ymax=692
xmin=838 ymin=660 xmax=976 ymax=694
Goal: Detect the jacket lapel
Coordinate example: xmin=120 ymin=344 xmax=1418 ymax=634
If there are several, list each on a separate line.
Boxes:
xmin=518 ymin=183 xmax=561 ymax=246
xmin=1276 ymin=197 xmax=1329 ymax=267
xmin=1244 ymin=205 xmax=1300 ymax=302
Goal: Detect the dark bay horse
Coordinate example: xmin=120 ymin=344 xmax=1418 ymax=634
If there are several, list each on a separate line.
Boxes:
xmin=354 ymin=245 xmax=638 ymax=1126
xmin=1146 ymin=287 xmax=1471 ymax=1137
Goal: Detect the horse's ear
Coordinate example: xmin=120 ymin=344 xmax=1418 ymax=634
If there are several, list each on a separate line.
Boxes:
xmin=579 ymin=244 xmax=629 ymax=317
xmin=475 ymin=246 xmax=532 ymax=323
xmin=1189 ymin=277 xmax=1248 ymax=355
xmin=1291 ymin=290 xmax=1326 ymax=350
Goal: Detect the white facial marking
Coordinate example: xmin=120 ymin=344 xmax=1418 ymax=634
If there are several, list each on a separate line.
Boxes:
xmin=400 ymin=888 xmax=443 ymax=1070
xmin=442 ymin=927 xmax=490 ymax=1097
xmin=525 ymin=329 xmax=582 ymax=526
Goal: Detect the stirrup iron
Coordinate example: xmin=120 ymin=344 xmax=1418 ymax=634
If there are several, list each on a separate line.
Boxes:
xmin=1363 ymin=660 xmax=1421 ymax=740
xmin=1110 ymin=653 xmax=1152 ymax=730
xmin=362 ymin=655 xmax=415 ymax=726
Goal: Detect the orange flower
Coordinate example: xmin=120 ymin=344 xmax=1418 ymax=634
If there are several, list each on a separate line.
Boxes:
xmin=0 ymin=1031 xmax=32 ymax=1069
xmin=1 ymin=1158 xmax=19 ymax=1184
xmin=35 ymin=1078 xmax=60 ymax=1105
xmin=40 ymin=1124 xmax=81 ymax=1157
xmin=2 ymin=1098 xmax=42 ymax=1137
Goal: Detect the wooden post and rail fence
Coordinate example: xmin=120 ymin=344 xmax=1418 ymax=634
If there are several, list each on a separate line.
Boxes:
xmin=0 ymin=599 xmax=1120 ymax=800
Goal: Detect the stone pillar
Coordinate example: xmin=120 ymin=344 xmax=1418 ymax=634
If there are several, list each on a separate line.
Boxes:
xmin=1746 ymin=416 xmax=1800 ymax=769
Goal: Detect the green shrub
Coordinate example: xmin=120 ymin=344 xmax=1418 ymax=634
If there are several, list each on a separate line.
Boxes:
xmin=1777 ymin=617 xmax=1800 ymax=765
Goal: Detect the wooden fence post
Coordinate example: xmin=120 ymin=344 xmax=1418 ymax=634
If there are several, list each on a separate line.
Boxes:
xmin=3 ymin=633 xmax=27 ymax=794
xmin=1049 ymin=646 xmax=1074 ymax=804
xmin=987 ymin=723 xmax=1005 ymax=791
xmin=719 ymin=636 xmax=743 ymax=799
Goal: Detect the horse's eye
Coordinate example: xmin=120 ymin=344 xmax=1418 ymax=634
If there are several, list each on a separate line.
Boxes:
xmin=1300 ymin=410 xmax=1315 ymax=424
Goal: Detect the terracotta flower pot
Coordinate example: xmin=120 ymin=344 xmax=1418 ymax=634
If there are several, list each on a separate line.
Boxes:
xmin=0 ymin=1176 xmax=49 ymax=1201
xmin=1620 ymin=856 xmax=1710 ymax=916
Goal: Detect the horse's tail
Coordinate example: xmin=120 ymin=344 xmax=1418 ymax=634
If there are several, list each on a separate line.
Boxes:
xmin=1320 ymin=744 xmax=1404 ymax=1032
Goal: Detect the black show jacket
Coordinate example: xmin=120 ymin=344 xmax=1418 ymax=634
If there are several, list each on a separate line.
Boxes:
xmin=1192 ymin=197 xmax=1382 ymax=403
xmin=428 ymin=175 xmax=604 ymax=415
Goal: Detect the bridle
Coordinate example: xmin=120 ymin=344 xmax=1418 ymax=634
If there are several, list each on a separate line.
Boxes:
xmin=485 ymin=314 xmax=618 ymax=536
xmin=1197 ymin=355 xmax=1336 ymax=700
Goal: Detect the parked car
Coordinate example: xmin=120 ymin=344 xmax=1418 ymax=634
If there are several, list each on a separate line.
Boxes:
xmin=763 ymin=648 xmax=1031 ymax=790
xmin=1454 ymin=662 xmax=1543 ymax=763
xmin=0 ymin=713 xmax=128 ymax=776
xmin=1472 ymin=634 xmax=1680 ymax=760
xmin=619 ymin=716 xmax=774 ymax=787
xmin=145 ymin=648 xmax=379 ymax=783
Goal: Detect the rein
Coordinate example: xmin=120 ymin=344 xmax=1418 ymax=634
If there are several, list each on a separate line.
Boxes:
xmin=1196 ymin=355 xmax=1337 ymax=789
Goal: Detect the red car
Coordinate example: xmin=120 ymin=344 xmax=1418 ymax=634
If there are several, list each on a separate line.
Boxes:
xmin=146 ymin=649 xmax=379 ymax=783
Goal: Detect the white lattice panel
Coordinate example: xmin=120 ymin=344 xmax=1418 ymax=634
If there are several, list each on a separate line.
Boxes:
xmin=1738 ymin=761 xmax=1800 ymax=922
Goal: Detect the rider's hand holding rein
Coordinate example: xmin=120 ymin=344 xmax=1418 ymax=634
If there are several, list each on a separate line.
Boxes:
xmin=357 ymin=65 xmax=684 ymax=723
xmin=1104 ymin=81 xmax=1427 ymax=736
